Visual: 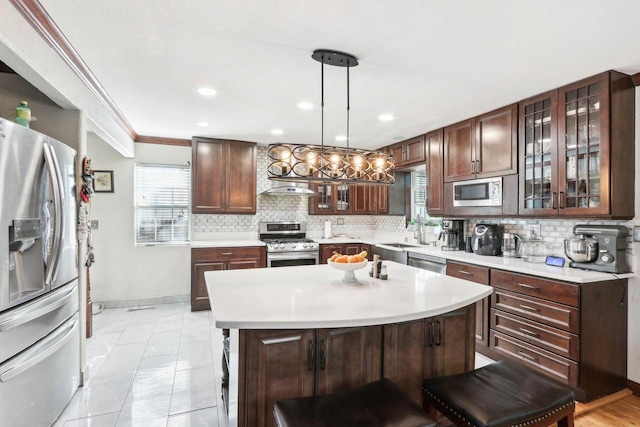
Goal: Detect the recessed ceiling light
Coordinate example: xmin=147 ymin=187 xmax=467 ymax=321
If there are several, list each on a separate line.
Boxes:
xmin=335 ymin=135 xmax=347 ymax=142
xmin=197 ymin=87 xmax=217 ymax=96
xmin=298 ymin=102 xmax=314 ymax=110
xmin=271 ymin=129 xmax=284 ymax=135
xmin=196 ymin=122 xmax=210 ymax=127
xmin=378 ymin=114 xmax=394 ymax=122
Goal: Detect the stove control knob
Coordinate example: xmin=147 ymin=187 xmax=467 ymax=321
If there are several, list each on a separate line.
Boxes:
xmin=290 ymin=244 xmax=297 ymax=249
xmin=600 ymin=253 xmax=615 ymax=264
xmin=303 ymin=243 xmax=308 ymax=248
xmin=279 ymin=244 xmax=285 ymax=249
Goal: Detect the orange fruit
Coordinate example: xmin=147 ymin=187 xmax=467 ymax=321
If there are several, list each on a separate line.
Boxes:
xmin=335 ymin=255 xmax=348 ymax=263
xmin=329 ymin=253 xmax=339 ymax=262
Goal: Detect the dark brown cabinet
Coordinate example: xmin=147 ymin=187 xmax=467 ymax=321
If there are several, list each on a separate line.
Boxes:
xmin=446 ymin=261 xmax=490 ymax=348
xmin=444 ymin=104 xmax=517 ymax=183
xmin=425 ymin=129 xmax=444 ymax=216
xmin=320 ymin=243 xmax=370 ymax=264
xmin=309 ymin=183 xmax=352 ymax=215
xmin=389 ymin=135 xmax=425 ymax=168
xmin=383 ymin=305 xmax=475 ymax=405
xmin=487 ymin=269 xmax=627 ymax=402
xmin=192 ymin=137 xmax=257 ymax=214
xmin=240 ymin=326 xmax=382 ymax=427
xmin=519 ymin=71 xmax=634 ymax=219
xmin=190 ymin=247 xmax=265 ymax=311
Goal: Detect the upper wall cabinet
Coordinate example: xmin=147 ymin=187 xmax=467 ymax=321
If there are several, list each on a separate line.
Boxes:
xmin=519 ymin=71 xmax=635 ymax=219
xmin=192 ymin=137 xmax=257 ymax=214
xmin=389 ymin=135 xmax=426 ymax=169
xmin=444 ymin=104 xmax=518 ymax=183
xmin=425 ymin=129 xmax=445 ymax=216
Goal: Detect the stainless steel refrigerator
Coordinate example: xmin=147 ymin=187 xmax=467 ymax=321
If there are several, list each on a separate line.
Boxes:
xmin=0 ymin=117 xmax=80 ymax=426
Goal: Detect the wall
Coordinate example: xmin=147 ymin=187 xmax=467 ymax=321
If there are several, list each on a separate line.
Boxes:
xmin=87 ymin=136 xmax=191 ymax=303
xmin=628 ymin=86 xmax=640 ymax=384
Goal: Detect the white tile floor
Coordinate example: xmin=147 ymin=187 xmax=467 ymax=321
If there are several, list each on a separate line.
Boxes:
xmin=54 ymin=302 xmax=495 ymax=427
xmin=53 ymin=303 xmax=228 ymax=427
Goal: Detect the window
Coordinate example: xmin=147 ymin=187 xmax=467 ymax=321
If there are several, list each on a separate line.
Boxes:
xmin=411 ymin=170 xmax=427 ymax=220
xmin=135 ymin=163 xmax=191 ymax=245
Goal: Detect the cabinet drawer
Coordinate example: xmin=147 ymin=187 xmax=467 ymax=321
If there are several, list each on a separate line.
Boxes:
xmin=446 ymin=261 xmax=489 ymax=285
xmin=490 ymin=330 xmax=578 ymax=388
xmin=491 ymin=270 xmax=579 ymax=307
xmin=192 ymin=246 xmax=264 ymax=261
xmin=492 ymin=289 xmax=579 ymax=333
xmin=490 ymin=309 xmax=579 ymax=360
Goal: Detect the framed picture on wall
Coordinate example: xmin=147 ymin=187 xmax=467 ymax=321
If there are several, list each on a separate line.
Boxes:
xmin=93 ymin=170 xmax=114 ymax=193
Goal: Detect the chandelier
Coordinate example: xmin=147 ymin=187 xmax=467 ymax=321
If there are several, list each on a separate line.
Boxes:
xmin=267 ymin=49 xmax=395 ymax=185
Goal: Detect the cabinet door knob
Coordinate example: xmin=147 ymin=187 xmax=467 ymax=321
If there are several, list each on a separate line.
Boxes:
xmin=435 ymin=320 xmax=442 ymax=345
xmin=319 ymin=339 xmax=326 ymax=370
xmin=559 ymin=192 xmax=565 ymax=209
xmin=552 ymin=192 xmax=558 ymax=210
xmin=475 ymin=160 xmax=481 ymax=173
xmin=471 ymin=161 xmax=475 ymax=174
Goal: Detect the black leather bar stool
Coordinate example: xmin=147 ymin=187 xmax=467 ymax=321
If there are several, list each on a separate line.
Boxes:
xmin=422 ymin=360 xmax=576 ymax=427
xmin=274 ymin=378 xmax=436 ymax=427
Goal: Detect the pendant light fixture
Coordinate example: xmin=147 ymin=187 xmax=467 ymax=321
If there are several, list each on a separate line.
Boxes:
xmin=267 ymin=49 xmax=395 ymax=185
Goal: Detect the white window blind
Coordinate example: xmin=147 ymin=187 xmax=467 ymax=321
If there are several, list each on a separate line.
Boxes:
xmin=412 ymin=170 xmax=427 ymax=219
xmin=135 ymin=163 xmax=191 ymax=245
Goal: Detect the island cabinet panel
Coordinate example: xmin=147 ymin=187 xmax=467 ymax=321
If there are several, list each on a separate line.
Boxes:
xmin=446 ymin=261 xmax=490 ymax=349
xmin=382 ymin=305 xmax=475 ymax=405
xmin=190 ymin=247 xmax=265 ymax=311
xmin=315 ymin=326 xmax=382 ymax=395
xmin=191 ymin=137 xmax=256 ymax=214
xmin=239 ymin=326 xmax=382 ymax=427
xmin=241 ymin=329 xmax=315 ymax=427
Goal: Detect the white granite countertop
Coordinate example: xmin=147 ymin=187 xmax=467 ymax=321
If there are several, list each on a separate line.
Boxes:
xmin=205 ymin=261 xmax=492 ymax=329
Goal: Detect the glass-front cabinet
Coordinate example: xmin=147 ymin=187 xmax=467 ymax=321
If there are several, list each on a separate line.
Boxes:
xmin=557 ymin=74 xmax=609 ymax=216
xmin=520 ymin=71 xmax=634 ymax=219
xmin=310 ymin=183 xmax=352 ymax=214
xmin=519 ymin=91 xmax=558 ymax=215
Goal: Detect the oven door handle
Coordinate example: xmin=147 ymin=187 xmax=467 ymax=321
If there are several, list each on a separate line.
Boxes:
xmin=267 ymin=251 xmax=319 ymax=261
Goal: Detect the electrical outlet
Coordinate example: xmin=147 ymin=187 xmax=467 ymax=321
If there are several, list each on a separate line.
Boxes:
xmin=337 ymin=218 xmax=344 ymax=225
xmin=526 ymin=224 xmax=541 ymax=240
xmin=90 ymin=220 xmax=99 ymax=230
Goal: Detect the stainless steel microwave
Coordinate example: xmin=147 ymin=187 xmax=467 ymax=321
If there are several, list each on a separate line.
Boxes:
xmin=453 ymin=177 xmax=502 ymax=207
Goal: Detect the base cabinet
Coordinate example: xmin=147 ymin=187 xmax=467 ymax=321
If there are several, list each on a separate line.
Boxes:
xmin=319 ymin=243 xmax=370 ymax=264
xmin=190 ymin=247 xmax=266 ymax=311
xmin=382 ymin=305 xmax=475 ymax=405
xmin=239 ymin=326 xmax=382 ymax=427
xmin=486 ymin=269 xmax=627 ymax=402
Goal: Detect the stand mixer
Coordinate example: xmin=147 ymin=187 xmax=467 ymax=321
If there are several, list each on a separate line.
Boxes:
xmin=564 ymin=225 xmax=630 ymax=273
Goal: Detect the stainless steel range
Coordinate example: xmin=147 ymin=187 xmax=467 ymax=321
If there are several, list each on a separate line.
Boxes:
xmin=260 ymin=222 xmax=319 ymax=267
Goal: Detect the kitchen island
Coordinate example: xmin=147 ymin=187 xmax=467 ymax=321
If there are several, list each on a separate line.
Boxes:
xmin=206 ymin=261 xmax=493 ymax=427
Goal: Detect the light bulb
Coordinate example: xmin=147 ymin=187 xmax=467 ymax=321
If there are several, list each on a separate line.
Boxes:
xmin=331 ymin=154 xmax=340 ymax=164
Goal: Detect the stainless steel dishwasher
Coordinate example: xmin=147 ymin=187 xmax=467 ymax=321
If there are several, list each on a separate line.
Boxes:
xmin=407 ymin=252 xmax=447 ymax=274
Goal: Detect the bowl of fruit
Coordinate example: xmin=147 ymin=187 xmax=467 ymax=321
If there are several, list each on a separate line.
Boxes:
xmin=327 ymin=250 xmax=368 ymax=283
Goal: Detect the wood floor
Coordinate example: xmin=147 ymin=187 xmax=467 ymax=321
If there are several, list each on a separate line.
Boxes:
xmin=573 ymin=394 xmax=640 ymax=426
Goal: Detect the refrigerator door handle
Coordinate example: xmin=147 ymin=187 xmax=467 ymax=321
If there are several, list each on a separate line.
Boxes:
xmin=0 ymin=283 xmax=77 ymax=332
xmin=43 ymin=143 xmax=63 ymax=285
xmin=0 ymin=314 xmax=78 ymax=383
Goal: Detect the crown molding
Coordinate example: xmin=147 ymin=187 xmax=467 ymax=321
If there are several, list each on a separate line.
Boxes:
xmin=632 ymin=73 xmax=640 ymax=87
xmin=9 ymin=0 xmax=137 ymax=139
xmin=135 ymin=135 xmax=191 ymax=147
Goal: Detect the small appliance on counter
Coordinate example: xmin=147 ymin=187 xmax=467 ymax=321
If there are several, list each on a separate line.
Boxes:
xmin=564 ymin=225 xmax=630 ymax=273
xmin=439 ymin=219 xmax=465 ymax=251
xmin=471 ymin=224 xmax=502 ymax=256
xmin=502 ymin=233 xmax=522 ymax=258
xmin=520 ymin=239 xmax=554 ymax=263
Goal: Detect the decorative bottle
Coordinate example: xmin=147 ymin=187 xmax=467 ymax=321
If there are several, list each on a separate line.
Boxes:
xmin=15 ymin=101 xmax=31 ymax=127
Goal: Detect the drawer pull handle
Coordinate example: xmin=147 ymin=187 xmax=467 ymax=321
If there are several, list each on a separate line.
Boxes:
xmin=221 ymin=252 xmax=234 ymax=255
xmin=517 ymin=283 xmax=539 ymax=289
xmin=458 ymin=270 xmax=473 ymax=275
xmin=519 ymin=351 xmax=538 ymax=363
xmin=519 ymin=304 xmax=539 ymax=312
xmin=519 ymin=328 xmax=539 ymax=337
xmin=308 ymin=339 xmax=315 ymax=371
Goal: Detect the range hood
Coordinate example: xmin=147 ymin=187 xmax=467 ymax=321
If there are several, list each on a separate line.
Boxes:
xmin=259 ymin=181 xmax=315 ymax=196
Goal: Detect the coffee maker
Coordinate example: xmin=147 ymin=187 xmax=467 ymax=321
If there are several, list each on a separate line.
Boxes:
xmin=564 ymin=225 xmax=630 ymax=273
xmin=439 ymin=219 xmax=465 ymax=251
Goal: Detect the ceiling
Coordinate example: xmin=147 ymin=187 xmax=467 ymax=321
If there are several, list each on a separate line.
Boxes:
xmin=37 ymin=0 xmax=640 ymax=151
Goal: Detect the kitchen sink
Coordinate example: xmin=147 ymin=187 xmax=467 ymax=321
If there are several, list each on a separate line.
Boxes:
xmin=377 ymin=243 xmax=420 ymax=248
